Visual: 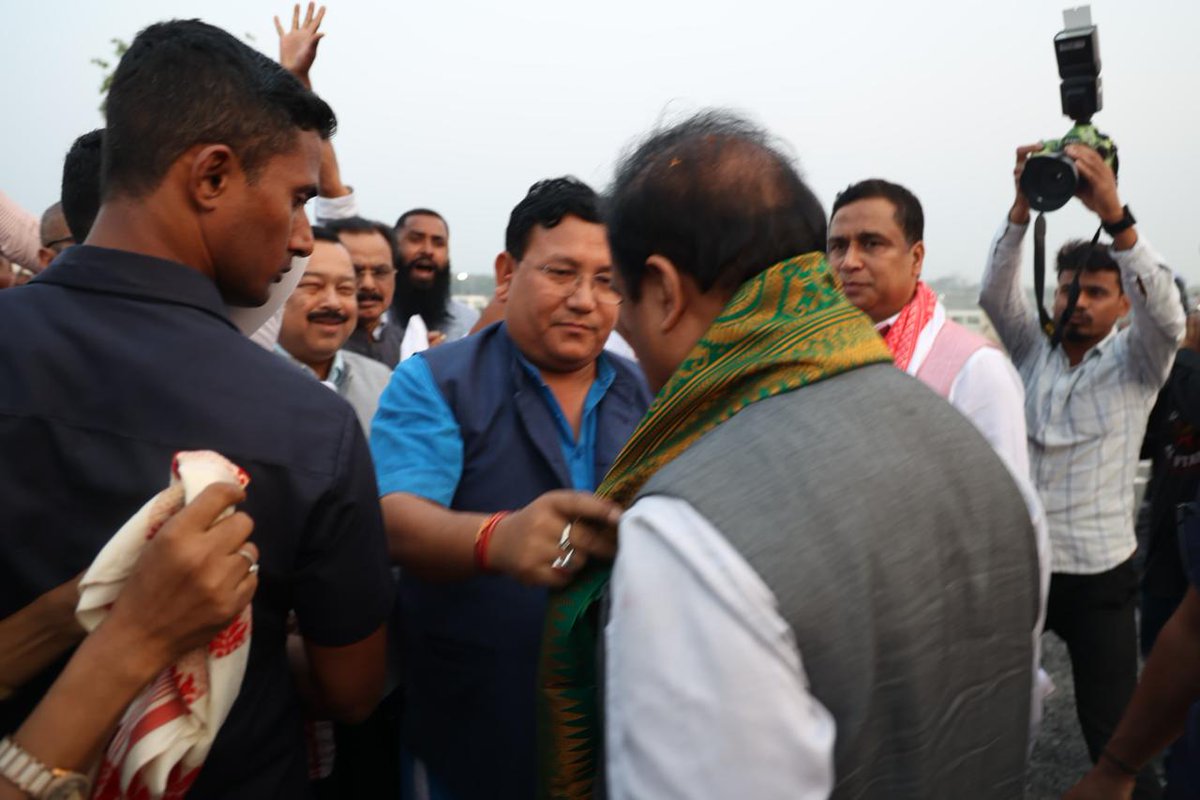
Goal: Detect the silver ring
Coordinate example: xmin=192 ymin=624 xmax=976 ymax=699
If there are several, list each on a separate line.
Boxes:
xmin=237 ymin=547 xmax=258 ymax=574
xmin=552 ymin=523 xmax=576 ymax=570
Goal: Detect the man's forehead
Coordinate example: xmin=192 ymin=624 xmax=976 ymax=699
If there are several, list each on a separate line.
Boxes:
xmin=307 ymin=241 xmax=355 ymax=277
xmin=829 ymin=197 xmax=901 ymax=234
xmin=400 ymin=214 xmax=448 ymax=238
xmin=1060 ymin=268 xmax=1120 ymax=287
xmin=525 ymin=218 xmax=611 ymax=263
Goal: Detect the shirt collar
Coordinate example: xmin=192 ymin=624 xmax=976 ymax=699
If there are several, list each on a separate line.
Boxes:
xmin=372 ymin=310 xmax=391 ymax=342
xmin=875 ymin=310 xmax=901 ymax=333
xmin=513 ymin=347 xmax=615 ymax=399
xmin=274 ymin=344 xmax=347 ymax=390
xmin=32 ymin=244 xmax=237 ymax=331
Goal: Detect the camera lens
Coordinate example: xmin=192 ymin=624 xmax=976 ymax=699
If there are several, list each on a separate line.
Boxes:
xmin=1020 ymin=153 xmax=1077 ymax=212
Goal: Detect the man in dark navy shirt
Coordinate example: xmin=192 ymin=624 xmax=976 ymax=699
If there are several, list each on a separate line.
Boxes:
xmin=0 ymin=19 xmax=393 ymax=799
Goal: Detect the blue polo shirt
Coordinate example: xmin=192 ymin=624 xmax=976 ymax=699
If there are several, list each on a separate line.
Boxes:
xmin=0 ymin=245 xmax=395 ymax=799
xmin=372 ymin=350 xmax=617 ymax=499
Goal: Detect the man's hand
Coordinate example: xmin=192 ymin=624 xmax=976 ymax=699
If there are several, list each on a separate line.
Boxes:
xmin=1063 ymin=762 xmax=1136 ymax=800
xmin=1066 ymin=143 xmax=1124 ymax=225
xmin=104 ymin=483 xmax=259 ymax=675
xmin=488 ymin=491 xmax=622 ymax=587
xmin=1009 ymin=143 xmax=1042 ymax=226
xmin=275 ymin=3 xmax=326 ymax=89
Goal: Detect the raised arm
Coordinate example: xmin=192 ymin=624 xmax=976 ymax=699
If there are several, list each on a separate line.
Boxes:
xmin=0 ymin=190 xmax=41 ymax=273
xmin=1065 ymin=144 xmax=1186 ymax=385
xmin=978 ymin=144 xmax=1048 ymax=368
xmin=275 ymin=4 xmax=356 ymax=219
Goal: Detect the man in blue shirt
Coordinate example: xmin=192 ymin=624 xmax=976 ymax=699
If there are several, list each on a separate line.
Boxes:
xmin=0 ymin=20 xmax=393 ymax=799
xmin=371 ymin=177 xmax=651 ymax=799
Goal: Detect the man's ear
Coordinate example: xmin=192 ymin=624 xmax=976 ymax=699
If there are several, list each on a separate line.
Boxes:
xmin=910 ymin=240 xmax=926 ymax=280
xmin=37 ymin=247 xmax=56 ymax=270
xmin=643 ymin=254 xmax=689 ymax=333
xmin=188 ymin=144 xmax=238 ymax=211
xmin=494 ymin=251 xmax=516 ymax=301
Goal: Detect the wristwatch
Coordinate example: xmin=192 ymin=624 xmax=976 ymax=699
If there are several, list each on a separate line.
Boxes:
xmin=1101 ymin=205 xmax=1136 ymax=236
xmin=0 ymin=738 xmax=90 ymax=800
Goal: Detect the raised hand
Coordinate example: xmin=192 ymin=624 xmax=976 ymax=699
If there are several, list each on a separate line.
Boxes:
xmin=1009 ymin=143 xmax=1042 ymax=225
xmin=1065 ymin=143 xmax=1124 ymax=225
xmin=275 ymin=2 xmax=326 ymax=88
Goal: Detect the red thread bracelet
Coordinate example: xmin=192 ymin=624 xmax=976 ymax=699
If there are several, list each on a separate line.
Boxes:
xmin=474 ymin=511 xmax=510 ymax=573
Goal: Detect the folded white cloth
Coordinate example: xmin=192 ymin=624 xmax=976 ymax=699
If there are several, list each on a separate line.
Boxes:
xmin=78 ymin=451 xmax=252 ymax=799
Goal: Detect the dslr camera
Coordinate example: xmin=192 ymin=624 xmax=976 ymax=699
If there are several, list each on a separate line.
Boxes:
xmin=1019 ymin=6 xmax=1118 ymax=212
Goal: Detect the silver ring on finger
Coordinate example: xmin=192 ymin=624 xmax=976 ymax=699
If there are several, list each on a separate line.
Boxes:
xmin=551 ymin=547 xmax=575 ymax=571
xmin=237 ymin=547 xmax=259 ymax=575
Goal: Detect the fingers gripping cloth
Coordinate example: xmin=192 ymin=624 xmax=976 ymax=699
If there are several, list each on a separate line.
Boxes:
xmin=76 ymin=451 xmax=252 ymax=800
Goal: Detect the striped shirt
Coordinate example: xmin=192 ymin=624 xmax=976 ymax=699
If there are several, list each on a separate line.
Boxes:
xmin=980 ymin=220 xmax=1184 ymax=574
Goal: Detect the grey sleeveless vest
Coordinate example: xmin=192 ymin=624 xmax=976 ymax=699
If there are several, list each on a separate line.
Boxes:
xmin=634 ymin=363 xmax=1039 ymax=799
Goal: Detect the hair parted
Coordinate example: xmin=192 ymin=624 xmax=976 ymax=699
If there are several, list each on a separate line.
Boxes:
xmin=831 ymin=179 xmax=925 ymax=244
xmin=504 ymin=177 xmax=602 ymax=262
xmin=605 ymin=110 xmax=826 ymax=300
xmin=1056 ymin=239 xmax=1122 ymax=290
xmin=102 ymin=19 xmax=336 ymax=199
xmin=325 ymin=216 xmax=399 ymax=264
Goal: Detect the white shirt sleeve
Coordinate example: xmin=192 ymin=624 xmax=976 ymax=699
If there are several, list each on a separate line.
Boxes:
xmin=314 ymin=190 xmax=360 ymax=222
xmin=1112 ymin=234 xmax=1186 ymax=387
xmin=605 ymin=495 xmax=835 ymax=800
xmin=947 ymin=347 xmax=1031 ymax=482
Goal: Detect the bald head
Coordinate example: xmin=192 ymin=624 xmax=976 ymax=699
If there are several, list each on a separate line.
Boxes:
xmin=606 ymin=111 xmax=826 ymax=300
xmin=37 ymin=203 xmax=74 ymax=270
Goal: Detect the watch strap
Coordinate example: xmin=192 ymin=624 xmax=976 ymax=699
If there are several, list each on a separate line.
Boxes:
xmin=0 ymin=737 xmax=89 ymax=799
xmin=1102 ymin=205 xmax=1136 ymax=236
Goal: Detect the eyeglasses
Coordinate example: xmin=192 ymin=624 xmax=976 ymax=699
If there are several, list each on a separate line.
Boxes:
xmin=354 ymin=265 xmax=395 ymax=282
xmin=536 ymin=264 xmax=622 ymax=305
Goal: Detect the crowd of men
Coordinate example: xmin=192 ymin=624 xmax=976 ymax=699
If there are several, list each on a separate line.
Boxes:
xmin=1 ymin=4 xmax=1198 ymax=800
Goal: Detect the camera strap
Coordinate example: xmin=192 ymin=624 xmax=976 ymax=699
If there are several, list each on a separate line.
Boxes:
xmin=1032 ymin=212 xmax=1104 ymax=348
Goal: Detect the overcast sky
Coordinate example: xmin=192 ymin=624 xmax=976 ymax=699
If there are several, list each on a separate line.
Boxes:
xmin=4 ymin=0 xmax=1198 ymax=284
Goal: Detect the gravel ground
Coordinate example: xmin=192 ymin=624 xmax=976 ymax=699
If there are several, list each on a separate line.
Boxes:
xmin=1026 ymin=633 xmax=1093 ymax=798
xmin=1025 ymin=632 xmax=1163 ymax=798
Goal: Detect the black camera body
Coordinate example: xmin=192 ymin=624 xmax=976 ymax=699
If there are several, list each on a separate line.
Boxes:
xmin=1019 ymin=8 xmax=1118 ymax=212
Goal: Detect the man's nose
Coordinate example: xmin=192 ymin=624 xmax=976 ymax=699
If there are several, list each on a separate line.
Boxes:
xmin=565 ymin=277 xmax=600 ymax=311
xmin=290 ymin=211 xmax=314 ymax=258
xmin=358 ymin=269 xmax=377 ymax=291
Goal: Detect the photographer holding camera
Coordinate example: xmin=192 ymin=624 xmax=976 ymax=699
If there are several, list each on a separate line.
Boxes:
xmin=979 ymin=141 xmax=1183 ymax=799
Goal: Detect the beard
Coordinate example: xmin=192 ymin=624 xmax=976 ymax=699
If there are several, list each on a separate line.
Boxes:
xmin=394 ymin=258 xmax=453 ymax=330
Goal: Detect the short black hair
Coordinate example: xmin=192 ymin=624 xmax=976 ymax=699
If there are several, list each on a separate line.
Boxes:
xmin=103 ymin=19 xmax=336 ymax=199
xmin=504 ymin=177 xmax=602 ymax=262
xmin=61 ymin=129 xmax=104 ymax=241
xmin=325 ymin=216 xmax=399 ymax=264
xmin=831 ymin=179 xmax=924 ymax=244
xmin=1056 ymin=239 xmax=1122 ymax=292
xmin=394 ymin=208 xmax=449 ymax=236
xmin=311 ymin=224 xmax=341 ymax=244
xmin=606 ymin=110 xmax=826 ymax=299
